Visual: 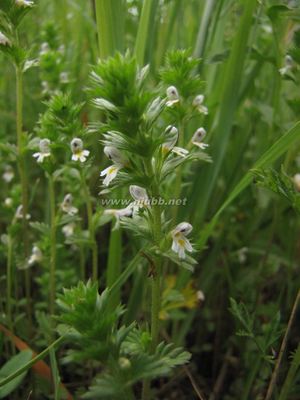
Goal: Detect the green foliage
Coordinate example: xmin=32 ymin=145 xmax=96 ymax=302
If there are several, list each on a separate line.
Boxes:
xmin=56 ymin=281 xmax=190 ymax=398
xmin=0 ymin=350 xmax=32 ymax=398
xmin=160 ymin=49 xmax=203 ymax=98
xmin=253 ymin=167 xmax=300 ymax=213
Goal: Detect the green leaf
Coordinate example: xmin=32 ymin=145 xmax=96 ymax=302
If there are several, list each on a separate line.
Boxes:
xmin=0 ymin=350 xmax=32 ymax=398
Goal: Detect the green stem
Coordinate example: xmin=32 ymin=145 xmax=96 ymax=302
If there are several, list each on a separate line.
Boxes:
xmin=0 ymin=335 xmax=65 ymax=388
xmin=16 ymin=63 xmax=32 ymax=328
xmin=49 ymin=175 xmax=56 ymax=317
xmin=242 ymin=356 xmax=262 ymax=400
xmin=82 ymin=173 xmax=98 ymax=282
xmin=6 ymin=235 xmax=14 ymax=335
xmin=142 ymin=169 xmax=163 ymax=399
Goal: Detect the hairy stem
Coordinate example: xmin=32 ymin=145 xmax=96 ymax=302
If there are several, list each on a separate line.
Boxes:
xmin=82 ymin=172 xmax=98 ymax=282
xmin=142 ymin=171 xmax=163 ymax=399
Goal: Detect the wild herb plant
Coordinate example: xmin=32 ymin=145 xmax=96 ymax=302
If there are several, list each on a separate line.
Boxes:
xmin=1 ymin=1 xmax=300 ymax=399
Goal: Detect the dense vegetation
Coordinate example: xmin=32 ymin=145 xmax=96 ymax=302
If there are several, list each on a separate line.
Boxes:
xmin=0 ymin=0 xmax=300 ymax=399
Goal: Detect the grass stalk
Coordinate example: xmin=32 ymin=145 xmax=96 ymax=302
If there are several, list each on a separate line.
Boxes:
xmin=191 ymin=0 xmax=257 ymax=225
xmin=49 ymin=175 xmax=57 ymax=317
xmin=278 ymin=343 xmax=300 ymax=400
xmin=0 ymin=335 xmax=65 ymax=388
xmin=6 ymin=234 xmax=14 ymax=341
xmin=264 ymin=289 xmax=300 ymax=400
xmin=134 ymin=0 xmax=159 ymax=66
xmin=94 ymin=0 xmax=124 ymax=58
xmin=15 ymin=62 xmax=32 ymax=330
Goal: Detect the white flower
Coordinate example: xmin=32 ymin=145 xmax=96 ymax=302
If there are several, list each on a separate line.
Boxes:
xmin=60 ymin=72 xmax=69 ymax=83
xmin=33 ymin=138 xmax=51 ymax=163
xmin=237 ymin=247 xmax=248 ymax=264
xmin=100 ymin=165 xmax=120 ymax=186
xmin=172 ymin=147 xmax=189 ymax=157
xmin=166 ymin=85 xmax=179 ymax=107
xmin=62 ymin=223 xmax=75 ymax=238
xmin=28 ymin=246 xmax=42 ymax=266
xmin=100 ymin=146 xmax=125 ymax=186
xmin=40 ymin=42 xmax=50 ymax=55
xmin=191 ymin=128 xmax=209 ymax=150
xmin=197 ymin=290 xmax=205 ymax=302
xmin=103 ymin=146 xmax=125 ymax=166
xmin=193 ymin=94 xmax=208 ymax=115
xmin=293 ymin=173 xmax=300 ymax=192
xmin=162 ymin=125 xmax=178 ymax=153
xmin=3 ymin=165 xmax=14 ymax=182
xmin=4 ymin=198 xmax=13 ymax=207
xmin=61 ymin=193 xmax=78 ymax=215
xmin=129 ymin=185 xmax=149 ymax=207
xmin=104 ymin=205 xmax=133 ymax=229
xmin=70 ymin=138 xmax=90 ymax=162
xmin=0 ymin=31 xmax=11 ymax=46
xmin=171 ymin=222 xmax=193 ymax=259
xmin=15 ymin=0 xmax=34 ymax=7
xmin=279 ymin=55 xmax=293 ymax=76
xmin=15 ymin=205 xmax=31 ymax=220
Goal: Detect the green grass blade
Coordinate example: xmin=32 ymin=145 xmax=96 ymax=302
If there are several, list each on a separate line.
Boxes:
xmin=95 ymin=0 xmax=124 ymax=58
xmin=191 ymin=0 xmax=257 ymax=224
xmin=279 ymin=343 xmax=300 ymax=400
xmin=134 ymin=0 xmax=159 ymax=65
xmin=193 ymin=0 xmax=217 ymax=58
xmin=106 ymin=228 xmax=122 ymax=307
xmin=108 ymin=252 xmax=142 ymax=297
xmin=198 ymin=121 xmax=300 ymax=249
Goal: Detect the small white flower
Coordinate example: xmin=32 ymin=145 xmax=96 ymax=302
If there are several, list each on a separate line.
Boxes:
xmin=0 ymin=31 xmax=11 ymax=46
xmin=237 ymin=247 xmax=248 ymax=264
xmin=62 ymin=222 xmax=75 ymax=238
xmin=60 ymin=72 xmax=69 ymax=83
xmin=3 ymin=165 xmax=14 ymax=182
xmin=171 ymin=222 xmax=193 ymax=259
xmin=15 ymin=0 xmax=34 ymax=7
xmin=4 ymin=198 xmax=13 ymax=207
xmin=293 ymin=173 xmax=300 ymax=192
xmin=15 ymin=205 xmax=31 ymax=220
xmin=172 ymin=146 xmax=189 ymax=157
xmin=100 ymin=165 xmax=120 ymax=186
xmin=162 ymin=125 xmax=178 ymax=153
xmin=279 ymin=55 xmax=293 ymax=76
xmin=40 ymin=42 xmax=50 ymax=55
xmin=191 ymin=128 xmax=209 ymax=150
xmin=193 ymin=94 xmax=208 ymax=115
xmin=70 ymin=138 xmax=90 ymax=162
xmin=197 ymin=290 xmax=205 ymax=302
xmin=103 ymin=146 xmax=125 ymax=166
xmin=129 ymin=185 xmax=149 ymax=207
xmin=61 ymin=193 xmax=78 ymax=215
xmin=58 ymin=44 xmax=65 ymax=54
xmin=104 ymin=205 xmax=133 ymax=229
xmin=33 ymin=138 xmax=51 ymax=163
xmin=28 ymin=246 xmax=42 ymax=266
xmin=166 ymin=85 xmax=179 ymax=107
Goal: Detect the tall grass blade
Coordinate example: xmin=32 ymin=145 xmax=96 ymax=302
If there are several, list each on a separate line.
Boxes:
xmin=198 ymin=121 xmax=300 ymax=249
xmin=94 ymin=0 xmax=124 ymax=58
xmin=134 ymin=0 xmax=159 ymax=65
xmin=191 ymin=0 xmax=257 ymax=224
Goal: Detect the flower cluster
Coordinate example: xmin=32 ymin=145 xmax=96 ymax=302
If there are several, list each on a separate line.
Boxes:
xmin=89 ymin=52 xmax=210 ymax=266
